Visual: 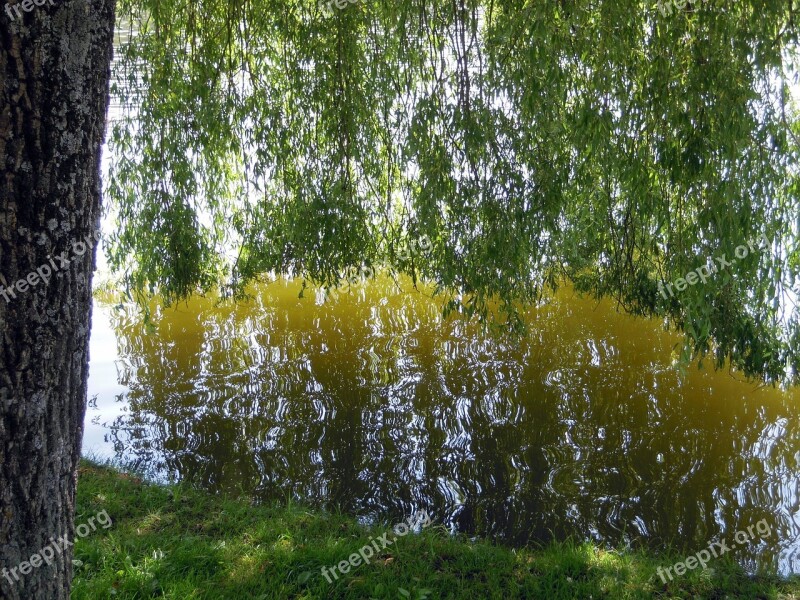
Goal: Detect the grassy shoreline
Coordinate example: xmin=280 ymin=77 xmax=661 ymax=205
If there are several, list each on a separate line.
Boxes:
xmin=73 ymin=460 xmax=800 ymax=599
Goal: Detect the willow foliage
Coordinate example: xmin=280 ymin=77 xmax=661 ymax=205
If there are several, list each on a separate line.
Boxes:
xmin=107 ymin=0 xmax=800 ymax=384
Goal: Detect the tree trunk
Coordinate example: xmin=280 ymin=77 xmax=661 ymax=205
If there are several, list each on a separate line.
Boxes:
xmin=0 ymin=1 xmax=115 ymax=598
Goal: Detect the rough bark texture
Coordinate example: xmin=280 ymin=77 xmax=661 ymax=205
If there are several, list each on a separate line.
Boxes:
xmin=0 ymin=0 xmax=115 ymax=598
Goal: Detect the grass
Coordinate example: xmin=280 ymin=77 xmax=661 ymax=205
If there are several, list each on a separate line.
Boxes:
xmin=73 ymin=460 xmax=800 ymax=599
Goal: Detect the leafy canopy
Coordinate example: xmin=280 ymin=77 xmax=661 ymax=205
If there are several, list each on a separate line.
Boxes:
xmin=107 ymin=0 xmax=800 ymax=384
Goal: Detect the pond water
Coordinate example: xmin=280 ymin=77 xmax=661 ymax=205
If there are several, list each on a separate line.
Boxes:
xmin=83 ymin=276 xmax=800 ymax=575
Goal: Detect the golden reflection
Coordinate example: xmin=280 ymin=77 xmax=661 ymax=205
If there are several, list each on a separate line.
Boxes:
xmin=86 ymin=277 xmax=800 ymax=574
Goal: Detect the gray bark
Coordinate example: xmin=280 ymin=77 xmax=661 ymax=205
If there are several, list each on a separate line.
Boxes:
xmin=0 ymin=1 xmax=115 ymax=598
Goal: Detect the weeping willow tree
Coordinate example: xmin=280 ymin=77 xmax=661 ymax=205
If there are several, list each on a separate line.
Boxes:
xmin=108 ymin=0 xmax=800 ymax=384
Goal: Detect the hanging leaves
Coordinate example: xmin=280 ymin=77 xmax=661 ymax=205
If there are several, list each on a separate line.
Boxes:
xmin=107 ymin=0 xmax=800 ymax=383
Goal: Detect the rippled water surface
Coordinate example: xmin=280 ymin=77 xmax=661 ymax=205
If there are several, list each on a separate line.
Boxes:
xmin=84 ymin=277 xmax=800 ymax=574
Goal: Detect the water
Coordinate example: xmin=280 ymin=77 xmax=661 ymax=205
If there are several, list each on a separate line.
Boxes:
xmin=83 ymin=276 xmax=800 ymax=575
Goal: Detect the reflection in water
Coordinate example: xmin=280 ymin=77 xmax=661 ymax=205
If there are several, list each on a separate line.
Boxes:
xmin=85 ymin=278 xmax=800 ymax=575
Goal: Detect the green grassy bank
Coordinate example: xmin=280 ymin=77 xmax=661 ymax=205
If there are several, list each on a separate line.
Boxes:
xmin=73 ymin=461 xmax=799 ymax=599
